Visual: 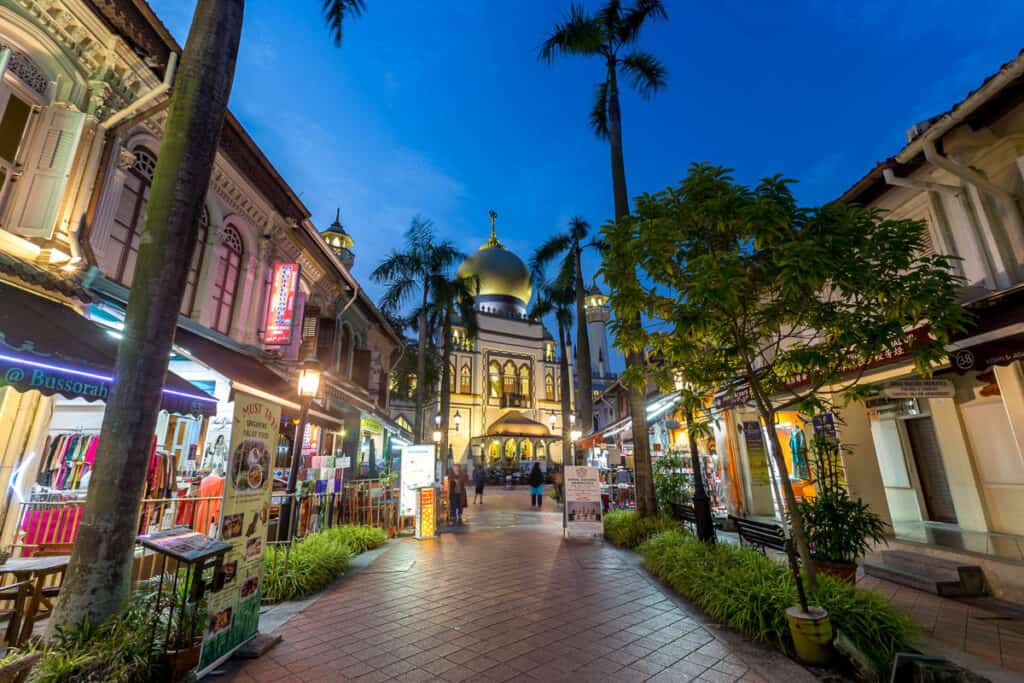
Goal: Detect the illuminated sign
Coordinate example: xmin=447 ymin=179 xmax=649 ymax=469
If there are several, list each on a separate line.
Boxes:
xmin=263 ymin=263 xmax=300 ymax=345
xmin=416 ymin=487 xmax=436 ymax=539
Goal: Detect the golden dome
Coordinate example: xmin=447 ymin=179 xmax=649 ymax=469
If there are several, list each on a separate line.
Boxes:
xmin=456 ymin=214 xmax=532 ymax=314
xmin=486 ymin=411 xmax=551 ymax=437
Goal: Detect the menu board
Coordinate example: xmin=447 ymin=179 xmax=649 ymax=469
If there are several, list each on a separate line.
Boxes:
xmin=563 ymin=466 xmax=603 ymax=538
xmin=138 ymin=527 xmax=229 ymax=563
xmin=197 ymin=391 xmax=281 ymax=674
xmin=400 ymin=445 xmax=436 ymax=518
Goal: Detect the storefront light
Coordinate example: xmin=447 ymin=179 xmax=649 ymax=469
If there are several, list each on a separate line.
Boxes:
xmin=297 ymin=360 xmax=321 ymax=398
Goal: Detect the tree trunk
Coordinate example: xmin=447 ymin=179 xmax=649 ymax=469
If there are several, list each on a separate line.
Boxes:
xmin=438 ymin=310 xmax=453 ymax=470
xmin=760 ymin=404 xmax=818 ymax=592
xmin=49 ymin=0 xmax=243 ymax=630
xmin=573 ymin=246 xmax=594 ymax=433
xmin=607 ymin=68 xmax=654 ymax=517
xmin=558 ymin=323 xmax=573 ymax=465
xmin=414 ymin=288 xmax=428 ymax=443
xmin=685 ymin=406 xmax=716 ymax=543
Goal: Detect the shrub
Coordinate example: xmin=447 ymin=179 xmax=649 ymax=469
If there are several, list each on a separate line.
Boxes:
xmin=262 ymin=525 xmax=387 ymax=603
xmin=603 ymin=510 xmax=679 ymax=549
xmin=653 ymin=453 xmax=691 ymax=513
xmin=638 ymin=530 xmax=915 ymax=675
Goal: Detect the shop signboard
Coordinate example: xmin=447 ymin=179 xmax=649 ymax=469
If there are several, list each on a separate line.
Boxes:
xmin=563 ymin=466 xmax=603 ymax=538
xmin=400 ymin=445 xmax=436 ymax=518
xmin=415 ymin=487 xmax=436 ymax=539
xmin=197 ymin=390 xmax=281 ymax=675
xmin=811 ymin=413 xmax=837 ymax=439
xmin=741 ymin=422 xmax=771 ymax=486
xmin=882 ymin=379 xmax=954 ymax=399
xmin=263 ymin=262 xmax=300 ymax=345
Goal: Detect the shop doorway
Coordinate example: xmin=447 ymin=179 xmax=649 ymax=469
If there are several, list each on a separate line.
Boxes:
xmin=905 ymin=418 xmax=958 ymax=524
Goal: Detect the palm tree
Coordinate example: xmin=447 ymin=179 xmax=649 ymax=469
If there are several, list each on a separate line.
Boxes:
xmin=323 ymin=0 xmax=366 ymax=45
xmin=530 ymin=275 xmax=576 ymax=467
xmin=429 ymin=274 xmax=479 ymax=469
xmin=541 ymin=0 xmax=667 ymax=517
xmin=531 ymin=216 xmax=600 ymax=435
xmin=372 ymin=217 xmax=463 ymax=443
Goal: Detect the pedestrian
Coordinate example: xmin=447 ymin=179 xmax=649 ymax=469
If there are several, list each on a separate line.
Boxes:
xmin=473 ymin=461 xmax=486 ymax=504
xmin=528 ymin=462 xmax=544 ymax=509
xmin=448 ymin=465 xmax=468 ymax=524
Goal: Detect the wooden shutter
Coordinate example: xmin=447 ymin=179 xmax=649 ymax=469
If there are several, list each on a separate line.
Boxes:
xmin=316 ymin=317 xmax=336 ymax=368
xmin=9 ymin=106 xmax=84 ymax=238
xmin=351 ymin=349 xmax=371 ymax=390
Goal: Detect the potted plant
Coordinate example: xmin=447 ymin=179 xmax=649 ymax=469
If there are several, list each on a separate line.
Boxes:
xmin=796 ymin=438 xmax=888 ymax=583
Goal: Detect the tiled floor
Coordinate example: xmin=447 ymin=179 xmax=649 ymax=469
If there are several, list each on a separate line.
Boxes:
xmin=216 ymin=491 xmax=812 ymax=682
xmin=858 ymin=574 xmax=1024 ymax=674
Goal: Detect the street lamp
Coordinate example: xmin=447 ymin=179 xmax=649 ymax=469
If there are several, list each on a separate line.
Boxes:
xmin=548 ymin=414 xmax=556 ymax=430
xmin=453 ymin=410 xmax=461 ymax=431
xmin=281 ymin=358 xmax=322 ymax=541
xmin=435 ymin=414 xmax=442 ymax=428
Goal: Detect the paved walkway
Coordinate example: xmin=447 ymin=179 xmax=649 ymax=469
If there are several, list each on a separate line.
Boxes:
xmin=217 ymin=490 xmax=812 ymax=683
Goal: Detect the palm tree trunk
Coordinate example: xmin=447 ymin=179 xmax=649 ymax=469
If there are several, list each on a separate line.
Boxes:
xmin=438 ymin=310 xmax=453 ymax=470
xmin=573 ymin=246 xmax=594 ymax=433
xmin=558 ymin=323 xmax=573 ymax=465
xmin=49 ymin=0 xmax=243 ymax=630
xmin=414 ymin=288 xmax=428 ymax=443
xmin=607 ymin=65 xmax=656 ymax=516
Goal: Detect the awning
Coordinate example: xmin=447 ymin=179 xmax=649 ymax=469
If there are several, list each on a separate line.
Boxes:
xmin=947 ymin=286 xmax=1024 ymax=372
xmin=949 ymin=332 xmax=1024 ymax=373
xmin=0 ymin=282 xmax=216 ymax=417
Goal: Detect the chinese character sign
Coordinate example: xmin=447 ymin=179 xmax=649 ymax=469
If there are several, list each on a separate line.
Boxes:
xmin=263 ymin=263 xmax=300 ymax=345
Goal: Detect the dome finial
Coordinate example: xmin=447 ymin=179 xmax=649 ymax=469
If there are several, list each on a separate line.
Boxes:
xmin=334 ymin=207 xmax=341 ymax=225
xmin=483 ymin=209 xmax=504 ymax=249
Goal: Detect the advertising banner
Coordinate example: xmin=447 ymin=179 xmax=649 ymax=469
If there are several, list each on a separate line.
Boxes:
xmin=400 ymin=445 xmax=436 ymax=518
xmin=197 ymin=391 xmax=281 ymax=674
xmin=563 ymin=466 xmax=603 ymax=538
xmin=263 ymin=263 xmax=300 ymax=345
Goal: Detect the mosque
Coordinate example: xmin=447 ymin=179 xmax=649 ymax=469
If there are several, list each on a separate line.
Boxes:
xmin=390 ymin=212 xmax=613 ymax=467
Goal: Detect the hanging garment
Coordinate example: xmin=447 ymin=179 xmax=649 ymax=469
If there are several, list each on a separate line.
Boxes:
xmin=789 ymin=428 xmax=810 ymax=480
xmin=194 ymin=472 xmax=224 ymax=536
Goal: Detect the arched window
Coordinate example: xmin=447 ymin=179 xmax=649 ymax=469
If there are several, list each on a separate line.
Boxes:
xmin=460 ymin=365 xmax=471 ymax=394
xmin=518 ymin=365 xmax=530 ymax=396
xmin=520 ymin=440 xmax=532 ymax=459
xmin=181 ymin=206 xmax=209 ymax=316
xmin=389 ymin=371 xmax=400 ymax=394
xmin=110 ymin=148 xmax=157 ymax=285
xmin=504 ymin=439 xmax=516 ymax=460
xmin=545 ymin=374 xmax=555 ymax=401
xmin=502 ymin=361 xmax=516 ymax=396
xmin=448 ymin=363 xmax=456 ymax=393
xmin=209 ymin=225 xmax=243 ymax=334
xmin=488 ymin=441 xmax=501 ymax=464
xmin=488 ymin=362 xmax=500 ymax=398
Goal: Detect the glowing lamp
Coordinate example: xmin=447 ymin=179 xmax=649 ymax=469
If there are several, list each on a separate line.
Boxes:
xmin=432 ymin=430 xmax=442 ymax=443
xmin=453 ymin=411 xmax=462 ymax=430
xmin=297 ymin=360 xmax=322 ymax=398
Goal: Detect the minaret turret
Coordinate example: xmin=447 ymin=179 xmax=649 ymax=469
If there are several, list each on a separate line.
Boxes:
xmin=321 ymin=208 xmax=355 ymax=269
xmin=584 ymin=281 xmax=611 ymax=381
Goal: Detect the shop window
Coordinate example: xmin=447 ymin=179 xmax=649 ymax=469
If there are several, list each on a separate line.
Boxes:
xmin=110 ymin=148 xmax=157 ymax=285
xmin=518 ymin=364 xmax=530 ymax=396
xmin=502 ymin=361 xmax=516 ymax=396
xmin=180 ymin=206 xmax=210 ymax=316
xmin=545 ymin=374 xmax=554 ymax=401
xmin=209 ymin=225 xmax=243 ymax=334
xmin=488 ymin=361 xmax=500 ymax=398
xmin=460 ymin=365 xmax=471 ymax=394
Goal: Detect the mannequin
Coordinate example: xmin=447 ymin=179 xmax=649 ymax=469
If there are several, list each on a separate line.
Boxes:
xmin=196 ymin=467 xmax=225 ymax=535
xmin=789 ymin=424 xmax=809 ymax=481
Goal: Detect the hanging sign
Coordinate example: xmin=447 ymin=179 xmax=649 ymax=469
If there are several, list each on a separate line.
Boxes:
xmin=263 ymin=262 xmax=300 ymax=345
xmin=883 ymin=379 xmax=955 ymax=399
xmin=197 ymin=391 xmax=282 ymax=675
xmin=563 ymin=466 xmax=603 ymax=538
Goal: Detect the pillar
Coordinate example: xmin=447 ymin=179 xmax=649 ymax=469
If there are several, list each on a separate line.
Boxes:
xmin=929 ymin=397 xmax=990 ymax=531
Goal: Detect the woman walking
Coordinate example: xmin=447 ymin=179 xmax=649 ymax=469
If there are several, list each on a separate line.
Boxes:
xmin=472 ymin=462 xmax=486 ymax=505
xmin=528 ymin=462 xmax=545 ymax=509
xmin=448 ymin=465 xmax=468 ymax=524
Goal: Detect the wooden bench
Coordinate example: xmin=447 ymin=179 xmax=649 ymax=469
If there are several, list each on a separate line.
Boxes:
xmin=669 ymin=501 xmax=697 ymax=532
xmin=728 ymin=515 xmax=790 ymax=556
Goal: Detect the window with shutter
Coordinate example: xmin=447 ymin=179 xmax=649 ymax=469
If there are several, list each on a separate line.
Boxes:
xmin=210 ymin=225 xmax=243 ymax=334
xmin=110 ymin=148 xmax=156 ymax=285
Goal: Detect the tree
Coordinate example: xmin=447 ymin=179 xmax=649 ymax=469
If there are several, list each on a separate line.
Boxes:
xmin=49 ymin=0 xmax=244 ymax=629
xmin=530 ymin=274 xmax=576 ymax=466
xmin=372 ymin=217 xmax=462 ymax=443
xmin=430 ymin=274 xmax=479 ymax=468
xmin=531 ymin=217 xmax=599 ymax=434
xmin=541 ymin=0 xmax=667 ymax=516
xmin=604 ymin=162 xmax=969 ymax=590
xmin=323 ymin=0 xmax=366 ymax=46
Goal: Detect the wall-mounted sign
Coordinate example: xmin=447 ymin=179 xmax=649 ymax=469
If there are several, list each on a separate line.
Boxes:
xmin=882 ymin=379 xmax=955 ymax=399
xmin=263 ymin=262 xmax=300 ymax=345
xmin=360 ymin=416 xmax=383 ymax=435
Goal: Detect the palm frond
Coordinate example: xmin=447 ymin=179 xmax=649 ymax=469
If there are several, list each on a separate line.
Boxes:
xmin=554 ymin=251 xmax=577 ymax=295
xmin=568 ymin=216 xmax=591 ymax=243
xmin=406 ymin=215 xmax=435 ymax=250
xmin=539 ymin=3 xmax=606 ymax=63
xmin=589 ymin=79 xmax=610 ymax=140
xmin=378 ymin=276 xmax=417 ymax=314
xmin=529 ymin=233 xmax=572 ymax=283
xmin=322 ymin=0 xmax=366 ymax=47
xmin=621 ymin=50 xmax=667 ymax=99
xmin=370 ymin=250 xmax=415 ymax=284
xmin=597 ymin=0 xmax=622 ymax=36
xmin=617 ymin=0 xmax=667 ymax=46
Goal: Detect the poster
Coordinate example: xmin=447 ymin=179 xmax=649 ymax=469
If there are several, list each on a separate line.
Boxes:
xmin=563 ymin=466 xmax=603 ymax=538
xmin=263 ymin=262 xmax=300 ymax=345
xmin=400 ymin=445 xmax=436 ymax=518
xmin=197 ymin=391 xmax=281 ymax=674
xmin=741 ymin=421 xmax=771 ymax=486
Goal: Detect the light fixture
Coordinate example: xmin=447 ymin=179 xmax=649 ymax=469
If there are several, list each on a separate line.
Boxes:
xmin=340 ymin=428 xmax=347 ymax=439
xmin=453 ymin=411 xmax=461 ymax=430
xmin=432 ymin=430 xmax=442 ymax=443
xmin=549 ymin=414 xmax=556 ymax=429
xmin=434 ymin=414 xmax=441 ymax=427
xmin=297 ymin=359 xmax=322 ymax=398
xmin=570 ymin=413 xmax=576 ymax=425
xmin=570 ymin=429 xmax=582 ymax=442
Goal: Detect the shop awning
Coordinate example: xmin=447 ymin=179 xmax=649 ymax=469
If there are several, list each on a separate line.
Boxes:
xmin=0 ymin=282 xmax=216 ymax=417
xmin=948 ymin=332 xmax=1024 ymax=373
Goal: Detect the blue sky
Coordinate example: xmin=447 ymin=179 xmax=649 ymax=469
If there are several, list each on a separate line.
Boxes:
xmin=151 ymin=1 xmax=1021 ymax=368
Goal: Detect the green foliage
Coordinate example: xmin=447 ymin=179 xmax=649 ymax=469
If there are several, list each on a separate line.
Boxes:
xmin=639 ymin=530 xmax=915 ymax=674
xmin=262 ymin=525 xmax=386 ymax=603
xmin=652 ymin=452 xmax=691 ymax=513
xmin=603 ymin=510 xmax=678 ymax=549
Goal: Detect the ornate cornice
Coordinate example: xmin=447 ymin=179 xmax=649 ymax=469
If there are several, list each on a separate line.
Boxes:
xmin=211 ymin=166 xmax=271 ymax=232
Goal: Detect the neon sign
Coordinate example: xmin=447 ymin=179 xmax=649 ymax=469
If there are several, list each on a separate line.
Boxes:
xmin=264 ymin=262 xmax=300 ymax=345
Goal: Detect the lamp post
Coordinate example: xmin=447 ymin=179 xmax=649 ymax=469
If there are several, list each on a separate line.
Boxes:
xmin=280 ymin=358 xmax=321 ymax=542
xmin=675 ymin=372 xmax=716 ymax=544
xmin=453 ymin=411 xmax=461 ymax=431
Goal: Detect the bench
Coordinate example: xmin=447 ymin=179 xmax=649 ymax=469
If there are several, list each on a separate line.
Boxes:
xmin=669 ymin=501 xmax=697 ymax=532
xmin=728 ymin=515 xmax=790 ymax=556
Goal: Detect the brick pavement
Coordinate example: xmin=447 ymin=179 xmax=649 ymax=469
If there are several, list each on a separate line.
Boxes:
xmin=217 ymin=491 xmax=811 ymax=683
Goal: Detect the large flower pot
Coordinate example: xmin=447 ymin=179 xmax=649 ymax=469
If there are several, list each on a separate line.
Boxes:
xmin=785 ymin=605 xmax=833 ymax=666
xmin=161 ymin=641 xmax=202 ymax=682
xmin=813 ymin=559 xmax=857 ymax=584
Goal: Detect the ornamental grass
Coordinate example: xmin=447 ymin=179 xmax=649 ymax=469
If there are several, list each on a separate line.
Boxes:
xmin=602 ymin=509 xmax=680 ymax=549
